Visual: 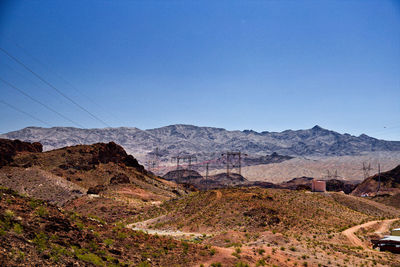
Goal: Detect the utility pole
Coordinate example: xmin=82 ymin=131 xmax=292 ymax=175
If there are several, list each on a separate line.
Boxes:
xmin=171 ymin=156 xmax=181 ymax=170
xmin=154 ymin=147 xmax=159 ymax=170
xmin=205 ymin=162 xmax=209 ymax=179
xmin=171 ymin=155 xmax=197 ymax=171
xmin=362 ymin=162 xmax=372 ymax=180
xmin=222 ymin=151 xmax=247 ymax=176
xmin=377 ymin=163 xmax=381 ymax=194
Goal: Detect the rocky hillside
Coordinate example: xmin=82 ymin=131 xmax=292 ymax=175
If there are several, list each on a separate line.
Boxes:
xmin=0 ymin=139 xmax=187 ymax=208
xmin=0 ymin=188 xmax=211 ymax=266
xmin=131 ymin=188 xmax=400 ymax=235
xmin=163 ymin=169 xmax=249 ymax=190
xmin=0 ymin=138 xmax=42 ymax=167
xmin=277 ymin=177 xmax=359 ymax=193
xmin=352 ymin=164 xmax=400 ymax=196
xmin=2 ymin=125 xmax=400 ymax=166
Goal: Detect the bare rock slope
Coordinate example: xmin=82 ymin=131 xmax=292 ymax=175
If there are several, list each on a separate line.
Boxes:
xmin=2 ymin=125 xmax=400 ymax=165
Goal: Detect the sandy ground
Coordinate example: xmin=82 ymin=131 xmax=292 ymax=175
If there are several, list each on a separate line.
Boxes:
xmin=202 ymin=152 xmax=400 ymax=183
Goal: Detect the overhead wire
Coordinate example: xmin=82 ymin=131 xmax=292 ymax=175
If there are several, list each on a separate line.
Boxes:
xmin=0 ymin=77 xmax=85 ymax=128
xmin=0 ymin=99 xmax=52 ymax=127
xmin=0 ymin=47 xmax=111 ymax=127
xmin=11 ymin=41 xmax=118 ymax=122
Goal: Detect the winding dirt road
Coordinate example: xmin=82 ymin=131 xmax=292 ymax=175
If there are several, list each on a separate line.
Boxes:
xmin=342 ymin=219 xmax=398 ymax=250
xmin=126 ymin=215 xmax=204 ymax=238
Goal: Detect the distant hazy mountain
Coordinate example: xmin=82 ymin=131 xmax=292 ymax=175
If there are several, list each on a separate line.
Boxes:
xmin=1 ymin=125 xmax=400 ymax=164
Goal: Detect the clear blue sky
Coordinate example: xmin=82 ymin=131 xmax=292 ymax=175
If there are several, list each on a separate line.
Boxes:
xmin=0 ymin=0 xmax=399 ymax=140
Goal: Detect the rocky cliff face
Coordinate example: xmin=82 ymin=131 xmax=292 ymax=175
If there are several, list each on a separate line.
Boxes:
xmin=2 ymin=125 xmax=400 ymax=165
xmin=0 ymin=139 xmax=42 ymax=167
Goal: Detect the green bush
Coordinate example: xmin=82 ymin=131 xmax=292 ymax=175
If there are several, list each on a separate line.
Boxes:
xmin=33 ymin=232 xmax=48 ymax=252
xmin=36 ymin=206 xmax=49 ymax=217
xmin=13 ymin=223 xmax=23 ymax=234
xmin=76 ymin=252 xmax=104 ymax=266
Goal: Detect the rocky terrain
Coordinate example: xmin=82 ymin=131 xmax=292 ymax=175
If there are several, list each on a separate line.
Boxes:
xmin=0 ymin=138 xmax=42 ymax=167
xmin=0 ymin=138 xmax=189 ymax=222
xmin=277 ymin=177 xmax=359 ymax=193
xmin=0 ymin=187 xmax=212 ymax=266
xmin=163 ymin=169 xmax=249 ymax=190
xmin=1 ymin=138 xmax=400 ymax=266
xmin=352 ymin=164 xmax=400 ymax=197
xmin=129 ymin=188 xmax=400 ymax=266
xmin=2 ymin=124 xmax=400 ymax=166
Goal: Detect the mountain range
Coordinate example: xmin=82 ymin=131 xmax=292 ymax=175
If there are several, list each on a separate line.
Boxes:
xmin=1 ymin=125 xmax=400 ymax=166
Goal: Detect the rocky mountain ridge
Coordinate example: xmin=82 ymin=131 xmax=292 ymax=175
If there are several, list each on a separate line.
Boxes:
xmin=2 ymin=125 xmax=400 ymax=166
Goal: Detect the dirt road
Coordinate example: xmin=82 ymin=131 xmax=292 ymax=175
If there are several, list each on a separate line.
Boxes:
xmin=126 ymin=215 xmax=204 ymax=238
xmin=342 ymin=219 xmax=398 ymax=250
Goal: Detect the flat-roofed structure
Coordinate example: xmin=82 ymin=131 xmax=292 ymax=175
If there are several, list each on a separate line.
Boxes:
xmin=373 ymin=236 xmax=400 ymax=253
xmin=311 ymin=180 xmax=326 ymax=192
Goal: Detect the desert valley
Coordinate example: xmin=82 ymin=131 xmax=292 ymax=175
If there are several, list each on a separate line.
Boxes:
xmin=1 ymin=125 xmax=400 ymax=266
xmin=1 ymin=1 xmax=399 ymax=266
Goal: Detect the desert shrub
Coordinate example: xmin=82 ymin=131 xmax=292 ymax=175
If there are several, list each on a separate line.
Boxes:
xmin=103 ymin=238 xmax=114 ymax=246
xmin=256 ymin=259 xmax=266 ymax=266
xmin=36 ymin=206 xmax=48 ymax=217
xmin=13 ymin=223 xmax=23 ymax=234
xmin=209 ymin=248 xmax=216 ymax=255
xmin=29 ymin=199 xmax=43 ymax=209
xmin=136 ymin=261 xmax=151 ymax=267
xmin=33 ymin=232 xmax=48 ymax=252
xmin=116 ymin=231 xmax=127 ymax=240
xmin=76 ymin=252 xmax=104 ymax=266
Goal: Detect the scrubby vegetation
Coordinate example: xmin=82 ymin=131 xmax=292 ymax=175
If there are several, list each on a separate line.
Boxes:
xmin=132 ymin=188 xmax=394 ymax=236
xmin=0 ymin=187 xmax=211 ymax=266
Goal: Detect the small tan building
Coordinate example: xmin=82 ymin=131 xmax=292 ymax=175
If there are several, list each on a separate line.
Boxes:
xmin=312 ymin=180 xmax=326 ymax=192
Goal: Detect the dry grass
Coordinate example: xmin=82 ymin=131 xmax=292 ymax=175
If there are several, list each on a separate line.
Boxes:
xmin=132 ymin=188 xmax=393 ymax=236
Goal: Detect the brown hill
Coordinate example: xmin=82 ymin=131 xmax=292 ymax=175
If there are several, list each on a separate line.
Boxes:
xmin=131 ymin=188 xmax=400 ymax=235
xmin=163 ymin=169 xmax=250 ymax=190
xmin=163 ymin=169 xmax=203 ymax=181
xmin=0 ymin=167 xmax=85 ymax=206
xmin=0 ymin=139 xmax=188 ymax=220
xmin=352 ymin=164 xmax=400 ymax=196
xmin=277 ymin=177 xmax=359 ymax=193
xmin=0 ymin=138 xmax=42 ymax=167
xmin=0 ymin=187 xmax=212 ymax=266
xmin=8 ymin=141 xmax=185 ymax=195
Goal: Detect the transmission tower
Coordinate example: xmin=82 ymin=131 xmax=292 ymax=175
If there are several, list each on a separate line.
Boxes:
xmin=362 ymin=162 xmax=372 ymax=180
xmin=377 ymin=163 xmax=381 ymax=194
xmin=147 ymin=147 xmax=159 ymax=172
xmin=326 ymin=170 xmax=339 ymax=179
xmin=171 ymin=155 xmax=197 ymax=171
xmin=221 ymin=151 xmax=247 ymax=176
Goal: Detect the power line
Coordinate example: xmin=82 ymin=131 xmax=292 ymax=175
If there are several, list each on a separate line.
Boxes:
xmin=0 ymin=47 xmax=111 ymax=127
xmin=0 ymin=99 xmax=52 ymax=127
xmin=11 ymin=41 xmax=119 ymax=122
xmin=0 ymin=77 xmax=85 ymax=128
